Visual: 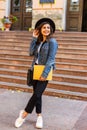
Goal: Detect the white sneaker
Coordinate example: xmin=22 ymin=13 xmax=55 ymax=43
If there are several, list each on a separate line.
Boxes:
xmin=36 ymin=116 xmax=43 ymax=129
xmin=15 ymin=110 xmax=25 ymax=128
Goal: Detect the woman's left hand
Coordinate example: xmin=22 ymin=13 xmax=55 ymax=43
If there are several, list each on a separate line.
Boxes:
xmin=39 ymin=76 xmax=46 ymax=81
xmin=33 ymin=29 xmax=39 ymax=38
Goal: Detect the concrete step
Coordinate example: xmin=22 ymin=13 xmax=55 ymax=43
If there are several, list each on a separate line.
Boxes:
xmin=0 ymin=62 xmax=30 ymax=70
xmin=0 ymin=49 xmax=28 ymax=55
xmin=0 ymin=74 xmax=26 ymax=85
xmin=1 ymin=37 xmax=87 ymax=43
xmin=0 ymin=45 xmax=87 ymax=54
xmin=0 ymin=81 xmax=87 ymax=100
xmin=1 ymin=43 xmax=87 ymax=51
xmin=55 ymin=31 xmax=87 ymax=37
xmin=0 ymin=67 xmax=87 ymax=80
xmin=0 ymin=31 xmax=32 ymax=36
xmin=56 ymin=68 xmax=87 ymax=77
xmin=0 ymin=31 xmax=87 ymax=100
xmin=56 ymin=37 xmax=87 ymax=41
xmin=0 ymin=33 xmax=87 ymax=42
xmin=0 ymin=61 xmax=87 ymax=71
xmin=58 ymin=52 xmax=87 ymax=58
xmin=48 ymin=81 xmax=87 ymax=93
xmin=46 ymin=88 xmax=87 ymax=100
xmin=59 ymin=48 xmax=87 ymax=53
xmin=0 ymin=66 xmax=87 ymax=78
xmin=0 ymin=50 xmax=87 ymax=58
xmin=0 ymin=35 xmax=30 ymax=40
xmin=57 ymin=57 xmax=87 ymax=64
xmin=1 ymin=31 xmax=87 ymax=39
xmin=0 ymin=57 xmax=87 ymax=66
xmin=0 ymin=30 xmax=87 ymax=36
xmin=0 ymin=69 xmax=86 ymax=85
xmin=0 ymin=38 xmax=87 ymax=45
xmin=0 ymin=41 xmax=29 ymax=47
xmin=53 ymin=74 xmax=87 ymax=84
xmin=0 ymin=79 xmax=87 ymax=95
xmin=0 ymin=34 xmax=31 ymax=39
xmin=0 ymin=53 xmax=87 ymax=64
xmin=0 ymin=68 xmax=87 ymax=93
xmin=59 ymin=44 xmax=87 ymax=48
xmin=0 ymin=53 xmax=30 ymax=59
xmin=0 ymin=57 xmax=32 ymax=65
xmin=0 ymin=45 xmax=28 ymax=50
xmin=0 ymin=68 xmax=27 ymax=77
xmin=0 ymin=62 xmax=87 ymax=70
xmin=58 ymin=40 xmax=87 ymax=44
xmin=56 ymin=62 xmax=87 ymax=70
xmin=0 ymin=39 xmax=87 ymax=47
xmin=0 ymin=40 xmax=87 ymax=51
xmin=0 ymin=38 xmax=30 ymax=43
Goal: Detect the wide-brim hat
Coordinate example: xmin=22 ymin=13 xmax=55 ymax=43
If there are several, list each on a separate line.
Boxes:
xmin=35 ymin=18 xmax=55 ymax=33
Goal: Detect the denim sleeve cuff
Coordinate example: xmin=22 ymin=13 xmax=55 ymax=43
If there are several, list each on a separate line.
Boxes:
xmin=32 ymin=37 xmax=38 ymax=41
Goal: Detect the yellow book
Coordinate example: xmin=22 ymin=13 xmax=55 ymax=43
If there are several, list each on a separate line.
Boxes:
xmin=33 ymin=65 xmax=52 ymax=80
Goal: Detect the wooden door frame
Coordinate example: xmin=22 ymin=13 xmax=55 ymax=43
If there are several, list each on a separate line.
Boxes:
xmin=22 ymin=0 xmax=32 ymax=30
xmin=66 ymin=0 xmax=84 ymax=31
xmin=79 ymin=0 xmax=84 ymax=31
xmin=10 ymin=0 xmax=32 ymax=30
xmin=82 ymin=0 xmax=87 ymax=31
xmin=11 ymin=0 xmax=23 ymax=30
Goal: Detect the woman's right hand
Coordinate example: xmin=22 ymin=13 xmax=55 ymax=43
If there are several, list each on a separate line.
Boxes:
xmin=33 ymin=29 xmax=39 ymax=38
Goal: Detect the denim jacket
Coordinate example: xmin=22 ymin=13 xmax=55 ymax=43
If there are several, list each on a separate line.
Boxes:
xmin=29 ymin=37 xmax=58 ymax=78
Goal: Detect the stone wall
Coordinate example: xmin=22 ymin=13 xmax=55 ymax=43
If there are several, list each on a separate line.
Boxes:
xmin=0 ymin=0 xmax=66 ymax=30
xmin=0 ymin=0 xmax=6 ymax=29
xmin=32 ymin=0 xmax=64 ymax=30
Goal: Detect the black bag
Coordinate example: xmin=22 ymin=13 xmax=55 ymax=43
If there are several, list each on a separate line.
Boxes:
xmin=27 ymin=69 xmax=33 ymax=86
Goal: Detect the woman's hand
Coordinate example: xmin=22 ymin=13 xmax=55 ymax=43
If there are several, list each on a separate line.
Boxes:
xmin=39 ymin=76 xmax=46 ymax=81
xmin=33 ymin=29 xmax=39 ymax=38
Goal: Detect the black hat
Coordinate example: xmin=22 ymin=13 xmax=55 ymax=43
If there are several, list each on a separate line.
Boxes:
xmin=35 ymin=18 xmax=55 ymax=33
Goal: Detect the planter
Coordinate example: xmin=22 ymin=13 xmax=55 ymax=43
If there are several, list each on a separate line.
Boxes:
xmin=4 ymin=23 xmax=12 ymax=31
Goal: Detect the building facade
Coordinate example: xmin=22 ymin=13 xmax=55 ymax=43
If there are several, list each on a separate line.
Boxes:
xmin=0 ymin=0 xmax=87 ymax=32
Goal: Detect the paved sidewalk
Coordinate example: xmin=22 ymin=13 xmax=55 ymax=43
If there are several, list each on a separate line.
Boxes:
xmin=0 ymin=89 xmax=87 ymax=130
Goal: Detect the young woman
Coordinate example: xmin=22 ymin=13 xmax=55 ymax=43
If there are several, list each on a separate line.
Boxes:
xmin=15 ymin=18 xmax=58 ymax=129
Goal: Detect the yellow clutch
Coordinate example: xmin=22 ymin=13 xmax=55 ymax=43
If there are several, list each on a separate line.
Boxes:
xmin=33 ymin=65 xmax=52 ymax=80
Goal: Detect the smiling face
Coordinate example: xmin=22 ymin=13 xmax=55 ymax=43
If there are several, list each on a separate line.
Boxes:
xmin=41 ymin=23 xmax=51 ymax=37
xmin=36 ymin=22 xmax=53 ymax=43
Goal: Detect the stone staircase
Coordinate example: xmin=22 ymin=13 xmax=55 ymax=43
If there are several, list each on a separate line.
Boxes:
xmin=0 ymin=31 xmax=87 ymax=100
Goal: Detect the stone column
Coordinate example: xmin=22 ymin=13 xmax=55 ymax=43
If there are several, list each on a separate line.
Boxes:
xmin=62 ymin=0 xmax=67 ymax=31
xmin=0 ymin=0 xmax=6 ymax=29
xmin=6 ymin=0 xmax=11 ymax=17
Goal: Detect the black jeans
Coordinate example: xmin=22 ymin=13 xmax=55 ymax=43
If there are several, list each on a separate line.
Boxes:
xmin=25 ymin=80 xmax=48 ymax=114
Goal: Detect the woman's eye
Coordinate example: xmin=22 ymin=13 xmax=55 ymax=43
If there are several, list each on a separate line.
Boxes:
xmin=47 ymin=27 xmax=50 ymax=29
xmin=43 ymin=27 xmax=50 ymax=29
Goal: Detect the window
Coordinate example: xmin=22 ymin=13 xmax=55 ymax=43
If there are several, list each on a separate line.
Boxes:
xmin=26 ymin=0 xmax=32 ymax=12
xmin=40 ymin=0 xmax=54 ymax=3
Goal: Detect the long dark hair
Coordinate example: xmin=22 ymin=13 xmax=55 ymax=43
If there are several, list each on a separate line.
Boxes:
xmin=36 ymin=22 xmax=54 ymax=44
